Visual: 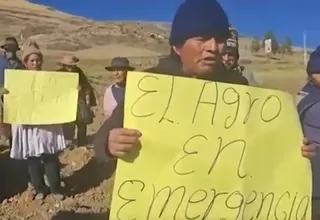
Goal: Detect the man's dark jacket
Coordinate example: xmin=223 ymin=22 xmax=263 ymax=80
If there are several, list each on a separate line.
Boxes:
xmin=6 ymin=56 xmax=23 ymax=70
xmin=57 ymin=66 xmax=97 ymax=107
xmin=94 ymin=56 xmax=248 ymax=161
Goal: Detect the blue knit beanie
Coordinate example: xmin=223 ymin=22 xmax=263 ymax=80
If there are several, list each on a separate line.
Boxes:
xmin=169 ymin=0 xmax=230 ymax=46
xmin=307 ymin=46 xmax=320 ymax=75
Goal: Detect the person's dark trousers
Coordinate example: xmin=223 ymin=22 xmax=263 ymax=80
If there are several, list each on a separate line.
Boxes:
xmin=27 ymin=157 xmax=48 ymax=194
xmin=77 ymin=122 xmax=87 ymax=146
xmin=42 ymin=154 xmax=62 ymax=194
xmin=63 ymin=122 xmax=75 ymax=141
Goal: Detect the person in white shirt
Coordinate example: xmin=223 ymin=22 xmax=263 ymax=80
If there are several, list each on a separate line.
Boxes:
xmin=103 ymin=57 xmax=135 ymax=118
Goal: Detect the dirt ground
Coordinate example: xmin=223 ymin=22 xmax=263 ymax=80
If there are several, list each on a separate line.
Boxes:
xmin=0 ymin=57 xmax=117 ymax=219
xmin=0 ymin=89 xmax=115 ymax=220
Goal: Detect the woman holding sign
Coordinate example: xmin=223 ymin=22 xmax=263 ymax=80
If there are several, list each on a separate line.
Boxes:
xmin=57 ymin=55 xmax=97 ymax=147
xmin=8 ymin=41 xmax=66 ymax=201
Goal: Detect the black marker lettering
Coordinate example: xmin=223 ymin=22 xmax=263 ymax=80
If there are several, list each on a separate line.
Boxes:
xmin=202 ymin=189 xmax=228 ymax=219
xmin=295 ymin=196 xmax=309 ymax=220
xmin=55 ymin=96 xmax=61 ymax=103
xmin=30 ymin=75 xmax=36 ymax=92
xmin=260 ymin=95 xmax=282 ymax=122
xmin=146 ymin=185 xmax=186 ymax=220
xmin=41 ymin=95 xmax=45 ymax=102
xmin=243 ymin=92 xmax=259 ymax=124
xmin=131 ymin=75 xmax=158 ymax=118
xmin=159 ymin=75 xmax=175 ymax=123
xmin=256 ymin=192 xmax=274 ymax=219
xmin=117 ymin=181 xmax=310 ymax=220
xmin=241 ymin=190 xmax=257 ymax=220
xmin=208 ymin=137 xmax=247 ymax=179
xmin=116 ymin=180 xmax=145 ymax=220
xmin=222 ymin=87 xmax=240 ymax=129
xmin=288 ymin=193 xmax=298 ymax=220
xmin=225 ymin=190 xmax=244 ymax=220
xmin=274 ymin=191 xmax=290 ymax=220
xmin=173 ymin=134 xmax=208 ymax=175
xmin=185 ymin=189 xmax=208 ymax=220
xmin=192 ymin=82 xmax=218 ymax=125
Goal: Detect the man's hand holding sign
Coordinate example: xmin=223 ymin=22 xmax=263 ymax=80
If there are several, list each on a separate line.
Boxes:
xmin=108 ymin=71 xmax=312 ymax=220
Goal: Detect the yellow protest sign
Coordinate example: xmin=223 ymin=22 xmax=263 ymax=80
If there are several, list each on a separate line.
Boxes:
xmin=110 ymin=72 xmax=311 ymax=220
xmin=4 ymin=70 xmax=79 ymax=125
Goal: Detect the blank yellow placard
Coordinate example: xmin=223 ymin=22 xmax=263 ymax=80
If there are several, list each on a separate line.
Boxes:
xmin=4 ymin=69 xmax=79 ymax=125
xmin=110 ymin=72 xmax=312 ymax=220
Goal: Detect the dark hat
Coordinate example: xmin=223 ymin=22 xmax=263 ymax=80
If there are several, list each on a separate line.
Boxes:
xmin=228 ymin=25 xmax=239 ymax=42
xmin=225 ymin=38 xmax=238 ymax=48
xmin=105 ymin=57 xmax=135 ymax=71
xmin=222 ymin=46 xmax=238 ymax=55
xmin=222 ymin=38 xmax=239 ymax=58
xmin=169 ymin=0 xmax=229 ymax=46
xmin=1 ymin=37 xmax=20 ymax=50
xmin=307 ymin=46 xmax=320 ymax=75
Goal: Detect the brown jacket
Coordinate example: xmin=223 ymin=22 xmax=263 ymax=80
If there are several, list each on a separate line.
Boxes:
xmin=57 ymin=67 xmax=97 ymax=107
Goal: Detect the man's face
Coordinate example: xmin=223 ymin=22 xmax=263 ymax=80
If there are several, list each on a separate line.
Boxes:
xmin=222 ymin=52 xmax=236 ymax=69
xmin=4 ymin=45 xmax=18 ymax=53
xmin=112 ymin=69 xmax=127 ymax=84
xmin=173 ymin=36 xmax=225 ymax=78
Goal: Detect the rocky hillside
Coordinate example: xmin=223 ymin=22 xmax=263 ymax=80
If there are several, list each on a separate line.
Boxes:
xmin=1 ymin=0 xmax=304 ymax=62
xmin=0 ymin=0 xmax=171 ymax=58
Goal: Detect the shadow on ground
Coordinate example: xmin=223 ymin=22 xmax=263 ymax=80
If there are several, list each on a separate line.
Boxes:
xmin=0 ymin=146 xmax=29 ymax=201
xmin=65 ymin=158 xmax=116 ymax=195
xmin=51 ymin=210 xmax=110 ymax=220
xmin=0 ymin=146 xmax=69 ymax=201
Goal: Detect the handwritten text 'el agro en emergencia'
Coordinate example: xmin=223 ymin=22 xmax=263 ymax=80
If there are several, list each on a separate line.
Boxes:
xmin=129 ymin=74 xmax=283 ymax=128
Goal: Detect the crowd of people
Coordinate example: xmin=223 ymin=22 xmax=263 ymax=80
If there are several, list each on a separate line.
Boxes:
xmin=0 ymin=0 xmax=320 ymax=219
xmin=0 ymin=39 xmax=99 ymax=200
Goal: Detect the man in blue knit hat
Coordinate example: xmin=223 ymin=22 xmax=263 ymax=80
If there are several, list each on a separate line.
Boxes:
xmin=297 ymin=46 xmax=320 ymax=220
xmin=145 ymin=0 xmax=248 ymax=84
xmin=94 ymin=0 xmax=316 ymax=184
xmin=95 ymin=0 xmax=248 ymax=159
